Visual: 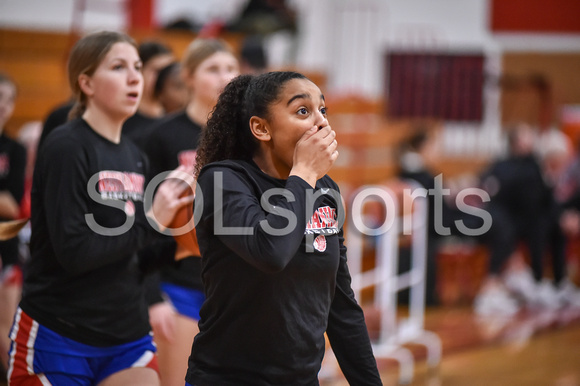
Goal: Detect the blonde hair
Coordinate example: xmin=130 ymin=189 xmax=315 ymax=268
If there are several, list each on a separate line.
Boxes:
xmin=67 ymin=31 xmax=137 ymax=120
xmin=181 ymin=38 xmax=235 ymax=76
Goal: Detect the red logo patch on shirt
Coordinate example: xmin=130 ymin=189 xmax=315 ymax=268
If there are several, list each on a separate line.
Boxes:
xmin=313 ymin=235 xmax=327 ymax=252
xmin=98 ymin=171 xmax=145 ymax=201
xmin=305 ymin=205 xmax=339 ymax=235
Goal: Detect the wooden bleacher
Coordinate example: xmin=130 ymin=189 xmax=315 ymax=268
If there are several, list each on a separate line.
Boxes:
xmin=0 ymin=27 xmax=246 ymax=137
xmin=0 ymin=29 xmax=72 ymax=136
xmin=0 ymin=27 xmax=328 ymax=137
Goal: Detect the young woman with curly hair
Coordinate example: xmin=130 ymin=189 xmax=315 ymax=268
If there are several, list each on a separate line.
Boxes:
xmin=186 ymin=71 xmax=382 ymax=385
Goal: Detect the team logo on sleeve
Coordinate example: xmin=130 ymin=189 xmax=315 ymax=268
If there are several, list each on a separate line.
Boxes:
xmin=305 ymin=206 xmax=339 ymax=236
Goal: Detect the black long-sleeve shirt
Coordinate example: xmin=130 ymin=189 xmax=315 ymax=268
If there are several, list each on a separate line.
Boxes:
xmin=481 ymin=154 xmax=552 ymax=219
xmin=20 ymin=119 xmax=163 ymax=346
xmin=123 ymin=110 xmax=160 ymax=150
xmin=186 ymin=160 xmax=381 ymax=385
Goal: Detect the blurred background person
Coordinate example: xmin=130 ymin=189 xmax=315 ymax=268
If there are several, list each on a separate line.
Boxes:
xmin=397 ymin=129 xmax=447 ymax=306
xmin=153 ymin=62 xmax=188 ymax=115
xmin=38 ymin=98 xmax=74 ymax=149
xmin=122 ymin=40 xmax=175 ymax=149
xmin=226 ymin=0 xmax=297 ymax=35
xmin=133 ymin=40 xmax=175 ymax=119
xmin=144 ymin=37 xmax=240 ymax=386
xmin=239 ymin=34 xmax=269 ymax=74
xmin=0 ymin=72 xmax=27 ymax=372
xmin=473 ymin=123 xmax=576 ymax=316
xmin=225 ymin=0 xmax=298 ymax=68
xmin=15 ymin=121 xmax=41 ymax=221
xmin=14 ymin=121 xmax=42 ymax=280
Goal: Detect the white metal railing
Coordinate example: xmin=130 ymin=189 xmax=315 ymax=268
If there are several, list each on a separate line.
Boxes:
xmin=344 ymin=181 xmax=442 ymax=384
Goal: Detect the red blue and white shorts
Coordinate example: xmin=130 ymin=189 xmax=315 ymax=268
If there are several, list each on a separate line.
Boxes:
xmin=7 ymin=308 xmax=158 ymax=385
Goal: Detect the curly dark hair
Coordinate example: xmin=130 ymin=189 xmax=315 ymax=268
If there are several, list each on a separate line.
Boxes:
xmin=194 ymin=71 xmax=307 ymax=177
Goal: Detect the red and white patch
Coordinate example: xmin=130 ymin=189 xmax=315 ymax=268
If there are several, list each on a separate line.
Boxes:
xmin=313 ymin=235 xmax=327 ymax=252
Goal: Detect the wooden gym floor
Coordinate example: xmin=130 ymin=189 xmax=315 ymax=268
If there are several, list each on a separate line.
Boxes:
xmin=321 ymin=305 xmax=580 ymax=385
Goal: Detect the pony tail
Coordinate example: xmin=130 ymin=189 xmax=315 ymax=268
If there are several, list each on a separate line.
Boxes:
xmin=67 ymin=100 xmax=86 ymax=121
xmin=195 ymin=74 xmax=256 ymax=177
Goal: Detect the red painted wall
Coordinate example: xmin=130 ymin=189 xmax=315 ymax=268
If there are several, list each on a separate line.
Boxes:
xmin=127 ymin=0 xmax=154 ymax=30
xmin=491 ymin=0 xmax=580 ymax=33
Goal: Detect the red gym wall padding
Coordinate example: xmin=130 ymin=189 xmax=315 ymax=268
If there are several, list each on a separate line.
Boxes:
xmin=490 ymin=0 xmax=580 ymax=33
xmin=127 ymin=0 xmax=155 ymax=30
xmin=386 ymin=52 xmax=484 ymax=122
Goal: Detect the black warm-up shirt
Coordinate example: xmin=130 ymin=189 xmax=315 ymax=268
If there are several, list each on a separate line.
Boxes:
xmin=39 ymin=106 xmax=158 ymax=152
xmin=123 ymin=111 xmax=160 ymax=150
xmin=186 ymin=160 xmax=382 ymax=386
xmin=20 ymin=119 xmax=163 ymax=346
xmin=482 ymin=154 xmax=552 ymax=219
xmin=145 ymin=111 xmax=203 ymax=292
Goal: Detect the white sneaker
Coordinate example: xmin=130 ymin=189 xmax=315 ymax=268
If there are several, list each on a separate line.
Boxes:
xmin=503 ymin=267 xmax=537 ymax=304
xmin=474 ymin=286 xmax=520 ymax=317
xmin=532 ymin=280 xmax=562 ymax=310
xmin=555 ymin=280 xmax=580 ymax=308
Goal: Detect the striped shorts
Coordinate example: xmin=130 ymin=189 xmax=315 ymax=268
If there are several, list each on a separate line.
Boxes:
xmin=7 ymin=308 xmax=158 ymax=385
